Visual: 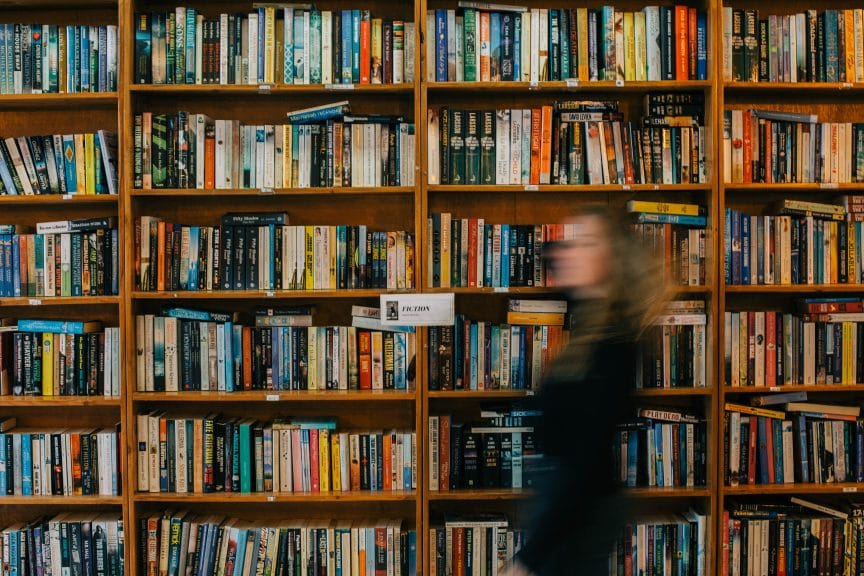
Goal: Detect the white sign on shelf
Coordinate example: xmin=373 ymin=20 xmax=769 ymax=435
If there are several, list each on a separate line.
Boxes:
xmin=379 ymin=293 xmax=455 ymax=326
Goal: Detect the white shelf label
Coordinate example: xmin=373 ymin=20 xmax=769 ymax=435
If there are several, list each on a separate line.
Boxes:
xmin=326 ymin=83 xmax=355 ymax=91
xmin=769 ymin=386 xmax=781 ymax=392
xmin=528 ymin=80 xmax=539 ymax=90
xmin=494 ymin=287 xmax=508 ymax=293
xmin=653 ymin=184 xmax=660 ymax=191
xmin=62 ymin=194 xmax=72 ymax=200
xmin=526 ymin=390 xmax=535 ymax=396
xmin=565 ymin=78 xmax=579 ymax=88
xmin=267 ymin=495 xmax=276 ymax=501
xmin=841 ymin=82 xmax=854 ymax=89
xmin=820 ymin=182 xmax=839 ymax=189
xmin=258 ymin=84 xmax=272 ymax=93
xmin=622 ymin=184 xmax=631 ymax=191
xmin=844 ymin=486 xmax=858 ymax=493
xmin=266 ymin=394 xmax=280 ymax=402
xmin=615 ymin=79 xmax=625 ymax=87
xmin=28 ymin=299 xmax=41 ymax=306
xmin=524 ymin=184 xmax=538 ymax=191
xmin=266 ymin=291 xmax=275 ymax=297
xmin=259 ymin=187 xmax=274 ymax=194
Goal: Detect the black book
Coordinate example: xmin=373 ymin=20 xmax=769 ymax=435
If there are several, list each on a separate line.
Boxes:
xmin=214 ymin=419 xmax=226 ymax=492
xmin=233 ymin=226 xmax=246 ymax=290
xmin=481 ymin=432 xmax=500 ymax=488
xmin=439 ymin=107 xmax=450 ymax=185
xmin=501 ymin=13 xmax=515 ymax=82
xmin=246 ymin=227 xmax=259 ymax=290
xmin=450 ymin=423 xmax=464 ymax=489
xmin=500 ymin=432 xmax=513 ymax=488
xmin=462 ymin=431 xmax=480 ymax=488
xmin=359 ymin=434 xmax=371 ymax=490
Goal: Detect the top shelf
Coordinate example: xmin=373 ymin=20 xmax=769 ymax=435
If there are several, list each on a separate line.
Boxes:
xmin=428 ymin=80 xmax=712 ymax=93
xmin=128 ymin=84 xmax=413 ymax=96
xmin=725 ymin=82 xmax=864 ymax=94
xmin=0 ymin=93 xmax=118 ymax=109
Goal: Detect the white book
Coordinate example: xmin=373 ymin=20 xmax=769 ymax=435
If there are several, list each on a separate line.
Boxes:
xmin=495 ymin=109 xmax=510 ymax=184
xmin=529 ymin=9 xmax=540 ymax=83
xmin=509 ymin=111 xmax=521 ymax=184
xmin=447 ymin=10 xmax=457 ymax=81
xmin=175 ymin=418 xmax=188 ymax=492
xmin=220 ymin=14 xmax=229 ymax=84
xmin=215 ymin=120 xmax=227 ymax=188
xmin=137 ymin=413 xmax=150 ymax=492
xmin=164 ymin=317 xmax=178 ymax=392
xmin=520 ymin=10 xmax=530 ymax=82
xmin=405 ymin=22 xmax=416 ymax=83
xmin=148 ymin=412 xmax=161 ymax=492
xmin=426 ymin=11 xmax=435 ymax=82
xmin=198 ymin=321 xmax=209 ymax=390
xmin=248 ymin=13 xmax=259 ymax=84
xmin=195 ymin=15 xmax=204 ymax=84
xmin=321 ymin=11 xmax=332 ymax=84
xmin=216 ymin=323 xmax=225 ymax=391
xmin=538 ymin=9 xmax=548 ymax=81
xmin=303 ymin=11 xmax=311 ymax=84
xmin=264 ymin=124 xmax=276 ymax=189
xmin=644 ymin=6 xmax=661 ymax=82
xmin=722 ymin=7 xmax=733 ymax=81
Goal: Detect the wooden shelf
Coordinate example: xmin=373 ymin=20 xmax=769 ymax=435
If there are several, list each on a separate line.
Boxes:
xmin=428 ymin=390 xmax=536 ymax=399
xmin=725 ymin=284 xmax=864 ymax=294
xmin=623 ymin=487 xmax=712 ymax=499
xmin=725 ymin=81 xmax=864 ymax=92
xmin=129 ymin=84 xmax=413 ymax=96
xmin=723 ymin=483 xmax=864 ymax=496
xmin=134 ymin=491 xmax=417 ymax=503
xmin=724 ymin=182 xmax=864 ymax=193
xmin=425 ymin=286 xmax=559 ymax=295
xmin=0 ymin=93 xmax=118 ymax=109
xmin=427 ymin=489 xmax=533 ymax=501
xmin=130 ymin=187 xmax=413 ymax=197
xmin=0 ymin=395 xmax=121 ymax=407
xmin=427 ymin=183 xmax=712 ymax=194
xmin=723 ymin=384 xmax=864 ymax=394
xmin=131 ymin=289 xmax=408 ymax=300
xmin=0 ymin=295 xmax=119 ymax=306
xmin=632 ymin=388 xmax=714 ymax=398
xmin=0 ymin=195 xmax=117 ymax=205
xmin=0 ymin=496 xmax=123 ymax=505
xmin=133 ymin=390 xmax=415 ymax=402
xmin=428 ymin=80 xmax=712 ymax=93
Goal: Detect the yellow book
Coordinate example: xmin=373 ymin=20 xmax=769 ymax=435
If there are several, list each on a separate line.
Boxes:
xmin=846 ymin=10 xmax=855 ymax=84
xmin=307 ymin=326 xmax=318 ymax=389
xmin=264 ymin=6 xmax=276 ymax=84
xmin=738 ymin=311 xmax=748 ymax=386
xmin=626 ymin=200 xmax=703 ymax=216
xmin=331 ymin=433 xmax=341 ymax=492
xmin=725 ymin=402 xmax=785 ymax=420
xmin=84 ymin=133 xmax=96 ymax=194
xmin=576 ymin=8 xmax=589 ymax=81
xmin=844 ymin=322 xmax=854 ymax=384
xmin=623 ymin=11 xmax=635 ymax=81
xmin=282 ymin=125 xmax=292 ymax=189
xmin=634 ymin=11 xmax=647 ymax=82
xmin=42 ymin=332 xmax=53 ymax=396
xmin=371 ymin=18 xmax=383 ymax=84
xmin=304 ymin=225 xmax=314 ymax=290
xmin=506 ymin=311 xmax=565 ymax=326
xmin=74 ymin=134 xmax=86 ymax=194
xmin=830 ymin=221 xmax=839 ymax=284
xmin=319 ymin=428 xmax=330 ymax=492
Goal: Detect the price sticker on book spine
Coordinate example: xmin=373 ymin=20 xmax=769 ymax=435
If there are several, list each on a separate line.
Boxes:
xmin=28 ymin=299 xmax=41 ymax=306
xmin=326 ymin=83 xmax=354 ymax=91
xmin=258 ymin=84 xmax=272 ymax=94
xmin=266 ymin=394 xmax=280 ymax=402
xmin=844 ymin=486 xmax=858 ymax=493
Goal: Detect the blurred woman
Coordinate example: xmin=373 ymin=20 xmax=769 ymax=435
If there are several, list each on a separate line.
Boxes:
xmin=507 ymin=206 xmax=667 ymax=576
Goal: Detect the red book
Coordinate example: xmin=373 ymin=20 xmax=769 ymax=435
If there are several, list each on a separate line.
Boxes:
xmin=742 ymin=111 xmax=752 ymax=184
xmin=674 ymin=6 xmax=689 ymax=81
xmin=747 ymin=416 xmax=757 ymax=485
xmin=70 ymin=432 xmax=82 ymax=495
xmin=747 ymin=311 xmax=756 ymax=386
xmin=375 ymin=527 xmax=388 ymax=576
xmin=358 ymin=330 xmax=372 ymax=390
xmin=157 ymin=221 xmax=166 ymax=291
xmin=467 ymin=218 xmax=478 ymax=288
xmin=539 ymin=105 xmax=553 ymax=184
xmin=764 ymin=417 xmax=775 ymax=484
xmin=688 ymin=8 xmax=698 ymax=79
xmin=382 ymin=432 xmax=392 ymax=491
xmin=310 ymin=428 xmax=320 ymax=492
xmin=360 ymin=12 xmax=371 ymax=83
xmin=241 ymin=327 xmax=253 ymax=390
xmin=765 ymin=311 xmax=777 ymax=386
xmin=721 ymin=512 xmax=730 ymax=576
xmin=204 ymin=122 xmax=216 ymax=189
xmin=439 ymin=414 xmax=450 ymax=491
xmin=292 ymin=430 xmax=303 ymax=491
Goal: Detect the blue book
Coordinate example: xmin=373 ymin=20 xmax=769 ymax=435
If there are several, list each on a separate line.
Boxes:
xmin=757 ymin=416 xmax=769 ymax=484
xmin=341 ymin=10 xmax=353 ymax=83
xmin=80 ymin=26 xmax=90 ymax=92
xmin=483 ymin=225 xmax=493 ymax=286
xmin=741 ymin=212 xmax=750 ymax=285
xmin=17 ymin=319 xmax=100 ymax=334
xmin=232 ymin=325 xmax=243 ymax=390
xmin=20 ymin=433 xmax=31 ymax=495
xmin=513 ymin=15 xmax=522 ymax=80
xmin=0 ymin=147 xmax=17 ymax=194
xmin=393 ymin=332 xmax=406 ymax=390
xmin=351 ymin=10 xmax=361 ymax=83
xmin=283 ymin=8 xmax=294 ymax=83
xmin=731 ymin=209 xmax=741 ymax=284
xmin=62 ymin=135 xmax=77 ymax=192
xmin=271 ymin=327 xmax=280 ymax=390
xmin=490 ymin=13 xmax=501 ymax=80
xmin=558 ymin=11 xmax=568 ymax=79
xmin=435 ymin=10 xmax=448 ymax=81
xmin=653 ymin=422 xmax=663 ymax=487
xmin=469 ymin=323 xmax=478 ymax=390
xmin=824 ymin=10 xmax=839 ymax=83
xmin=500 ymin=224 xmax=510 ymax=288
xmin=185 ymin=8 xmax=197 ymax=83
xmin=188 ymin=226 xmax=200 ymax=290
xmin=724 ymin=207 xmax=732 ymax=284
xmin=773 ymin=419 xmax=785 ymax=483
xmin=239 ymin=420 xmax=253 ymax=493
xmin=233 ymin=529 xmax=248 ymax=576
xmin=0 ymin=434 xmax=5 ymax=492
xmin=626 ymin=431 xmax=638 ymax=487
xmin=257 ymin=8 xmax=266 ymax=83
xmin=696 ymin=11 xmax=707 ymax=80
xmin=857 ymin=420 xmax=864 ymax=483
xmin=635 ymin=212 xmax=708 ymax=227
xmin=162 ymin=308 xmax=231 ymax=322
xmin=290 ymin=418 xmax=337 ymax=430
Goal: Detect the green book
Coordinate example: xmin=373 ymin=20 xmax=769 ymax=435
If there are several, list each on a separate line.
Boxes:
xmin=463 ymin=8 xmax=477 ymax=82
xmin=151 ymin=115 xmax=168 ymax=188
xmin=479 ymin=110 xmax=496 ymax=185
xmin=309 ymin=9 xmax=322 ymax=84
xmin=449 ymin=109 xmax=465 ymax=185
xmin=239 ymin=418 xmax=255 ymax=493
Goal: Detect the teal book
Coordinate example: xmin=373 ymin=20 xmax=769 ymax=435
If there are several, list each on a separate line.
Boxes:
xmin=239 ymin=419 xmax=254 ymax=493
xmin=292 ymin=10 xmax=305 ymax=83
xmin=463 ymin=9 xmax=477 ymax=81
xmin=351 ymin=10 xmax=361 ymax=82
xmin=174 ymin=9 xmax=186 ymax=83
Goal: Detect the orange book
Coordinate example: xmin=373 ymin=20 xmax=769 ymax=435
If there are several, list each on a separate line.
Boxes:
xmin=349 ymin=434 xmax=361 ymax=490
xmin=309 ymin=428 xmax=320 ymax=492
xmin=453 ymin=527 xmax=466 ymax=576
xmin=438 ymin=415 xmax=450 ymax=491
xmin=529 ymin=108 xmax=542 ymax=185
xmin=674 ymin=6 xmax=688 ymax=81
xmin=846 ymin=10 xmax=856 ymax=83
xmin=539 ymin=105 xmax=553 ymax=184
xmin=156 ymin=221 xmax=166 ymax=291
xmin=742 ymin=111 xmax=752 ymax=184
xmin=204 ymin=123 xmax=216 ymax=189
xmin=358 ymin=330 xmax=372 ymax=390
xmin=382 ymin=433 xmax=392 ymax=491
xmin=479 ymin=12 xmax=491 ymax=82
xmin=242 ymin=326 xmax=253 ymax=390
xmin=688 ymin=8 xmax=698 ymax=79
xmin=70 ymin=432 xmax=82 ymax=495
xmin=360 ymin=14 xmax=371 ymax=83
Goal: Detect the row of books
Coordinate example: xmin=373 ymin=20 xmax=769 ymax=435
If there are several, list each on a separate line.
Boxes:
xmin=724 ymin=204 xmax=864 ymax=286
xmin=429 ymin=408 xmax=542 ymax=491
xmin=136 ymin=413 xmax=415 ymax=494
xmin=134 ymin=7 xmax=414 ymax=86
xmin=724 ymin=109 xmax=864 ymax=184
xmin=615 ymin=410 xmax=708 ymax=488
xmin=0 ymin=131 xmax=118 ymax=196
xmin=723 ymin=8 xmax=864 ymax=83
xmin=0 ymin=24 xmax=118 ymax=94
xmin=429 ymin=304 xmax=568 ymax=392
xmin=136 ymin=217 xmax=415 ymax=292
xmin=135 ymin=308 xmax=416 ymax=393
xmin=0 ymin=422 xmax=120 ymax=497
xmin=0 ymin=323 xmax=121 ymax=398
xmin=638 ymin=300 xmax=708 ymax=389
xmin=725 ymin=404 xmax=863 ymax=485
xmin=724 ymin=309 xmax=864 ymax=387
xmin=722 ymin=500 xmax=863 ymax=576
xmin=429 ymin=516 xmax=523 ymax=576
xmin=428 ymin=5 xmax=708 ymax=83
xmin=428 ymin=99 xmax=707 ymax=186
xmin=0 ymin=223 xmax=119 ymax=298
xmin=139 ymin=512 xmax=416 ymax=576
xmin=133 ymin=111 xmax=415 ymax=190
xmin=611 ymin=512 xmax=707 ymax=576
xmin=1 ymin=514 xmax=124 ymax=576
xmin=631 ymin=219 xmax=708 ymax=288
xmin=428 ymin=320 xmax=566 ymax=392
